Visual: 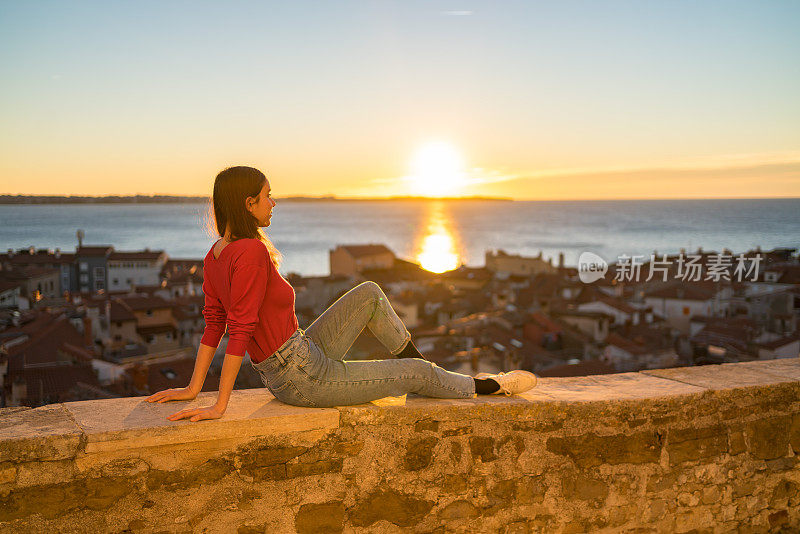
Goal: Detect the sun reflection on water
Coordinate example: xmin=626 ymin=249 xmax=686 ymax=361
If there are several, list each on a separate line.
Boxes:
xmin=415 ymin=202 xmax=461 ymax=273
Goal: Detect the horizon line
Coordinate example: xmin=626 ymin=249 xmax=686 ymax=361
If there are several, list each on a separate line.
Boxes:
xmin=2 ymin=193 xmax=800 ymax=203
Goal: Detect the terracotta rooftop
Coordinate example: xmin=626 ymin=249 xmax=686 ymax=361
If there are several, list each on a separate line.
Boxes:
xmin=756 ymin=334 xmax=800 ymax=351
xmin=16 ymin=362 xmax=106 ymax=405
xmin=645 ymin=283 xmax=719 ymax=302
xmin=76 ymin=246 xmax=114 ymax=256
xmin=116 ymin=295 xmax=172 ymax=311
xmin=137 ymin=323 xmax=177 ymax=336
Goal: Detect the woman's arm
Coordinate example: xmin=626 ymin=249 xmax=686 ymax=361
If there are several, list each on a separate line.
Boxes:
xmin=165 ymin=351 xmax=242 ymax=422
xmin=145 ymin=342 xmax=217 ymax=404
xmin=164 ymin=245 xmax=270 ymax=422
xmin=146 ymin=279 xmax=226 ymax=405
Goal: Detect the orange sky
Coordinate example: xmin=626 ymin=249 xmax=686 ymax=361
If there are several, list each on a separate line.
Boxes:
xmin=1 ymin=2 xmax=798 ymax=200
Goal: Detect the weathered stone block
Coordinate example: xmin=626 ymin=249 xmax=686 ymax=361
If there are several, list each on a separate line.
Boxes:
xmin=483 ymin=478 xmax=517 ymax=515
xmin=700 ymin=485 xmax=721 ymax=505
xmin=83 ymin=476 xmax=133 ymax=510
xmin=286 ymin=458 xmax=343 ymax=478
xmin=746 ymin=415 xmax=791 ymax=460
xmin=146 ymin=457 xmax=232 ymax=490
xmin=646 ymin=472 xmax=676 ymax=493
xmin=0 ymin=462 xmax=16 ymax=485
xmin=438 ymin=499 xmax=480 ymax=520
xmin=733 ymin=480 xmax=756 ymax=498
xmin=546 ymin=431 xmax=661 ymax=468
xmin=443 ymin=426 xmax=472 ymax=437
xmin=100 ymin=457 xmax=150 ymax=478
xmin=442 ymin=473 xmax=467 ymax=494
xmin=16 ymin=459 xmax=75 ymax=487
xmin=768 ymin=509 xmax=789 ymax=529
xmin=790 ymin=413 xmax=800 ymax=452
xmin=414 ymin=419 xmax=439 ymax=433
xmin=498 ymin=434 xmax=525 ymax=459
xmin=330 ymin=440 xmax=364 ymax=456
xmin=516 ymin=475 xmax=546 ymax=504
xmin=0 ymin=405 xmax=82 ymax=463
xmin=766 ymin=457 xmax=796 ymax=471
xmin=561 ymin=473 xmax=609 ymax=503
xmin=504 ymin=520 xmax=530 ymax=534
xmin=469 ymin=436 xmax=497 ymax=463
xmin=403 ymin=436 xmax=438 ymax=471
xmin=0 ymin=482 xmax=84 ymax=521
xmin=348 ymin=488 xmax=433 ymax=527
xmin=728 ymin=425 xmax=747 ymax=456
xmin=668 ymin=425 xmax=728 ymax=464
xmin=450 ymin=441 xmax=462 ymax=463
xmin=247 ymin=445 xmax=308 ymax=467
xmin=295 ymin=501 xmax=344 ymax=534
xmin=771 ymin=478 xmax=798 ymax=502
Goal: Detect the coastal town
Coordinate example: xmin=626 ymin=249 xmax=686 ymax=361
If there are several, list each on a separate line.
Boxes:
xmin=0 ymin=238 xmax=798 ymax=408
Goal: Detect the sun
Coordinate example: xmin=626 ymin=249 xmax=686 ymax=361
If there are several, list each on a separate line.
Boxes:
xmin=406 ymin=141 xmax=466 ymax=197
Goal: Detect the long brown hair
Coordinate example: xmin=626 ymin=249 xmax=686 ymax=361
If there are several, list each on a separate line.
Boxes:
xmin=210 ymin=166 xmax=282 ymax=270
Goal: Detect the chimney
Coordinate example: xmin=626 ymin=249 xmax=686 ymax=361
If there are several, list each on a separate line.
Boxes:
xmin=55 ymin=248 xmax=61 ymax=259
xmin=558 ymin=252 xmax=564 ymax=268
xmin=7 ymin=248 xmax=13 ymax=258
xmin=104 ymin=300 xmax=112 ymax=330
xmin=77 ymin=229 xmax=84 ymax=249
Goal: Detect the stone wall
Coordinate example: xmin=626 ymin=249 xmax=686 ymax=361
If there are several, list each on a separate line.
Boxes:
xmin=1 ymin=358 xmax=799 ymax=533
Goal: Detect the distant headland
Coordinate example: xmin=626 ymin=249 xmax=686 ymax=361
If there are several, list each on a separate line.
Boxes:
xmin=0 ymin=194 xmax=513 ymax=204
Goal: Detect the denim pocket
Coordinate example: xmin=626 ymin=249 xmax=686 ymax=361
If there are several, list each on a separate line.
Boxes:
xmin=268 ymin=377 xmax=316 ymax=407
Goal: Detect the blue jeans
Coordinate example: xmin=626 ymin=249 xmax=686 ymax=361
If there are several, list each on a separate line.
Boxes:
xmin=251 ymin=281 xmax=477 ymax=407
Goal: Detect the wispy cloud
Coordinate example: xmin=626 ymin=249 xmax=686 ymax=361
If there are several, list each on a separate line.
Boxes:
xmin=513 ymin=151 xmax=800 ymax=183
xmin=345 ymin=151 xmax=800 ymax=197
xmin=441 ymin=10 xmax=474 ymax=16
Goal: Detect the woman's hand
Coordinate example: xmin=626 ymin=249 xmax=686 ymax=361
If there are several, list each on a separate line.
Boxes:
xmin=145 ymin=387 xmax=197 ymax=404
xmin=167 ymin=405 xmax=225 ymax=423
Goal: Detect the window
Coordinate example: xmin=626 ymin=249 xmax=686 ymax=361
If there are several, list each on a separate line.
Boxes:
xmin=146 ymin=309 xmax=153 ymax=317
xmin=683 ymin=306 xmax=690 ymax=315
xmin=147 ymin=335 xmax=155 ymax=343
xmin=79 ymin=262 xmax=88 ymax=272
xmin=166 ymin=332 xmax=172 ymax=341
xmin=79 ymin=274 xmax=89 ymax=284
xmin=94 ymin=267 xmax=105 ymax=279
xmin=114 ymin=335 xmax=122 ymax=341
xmin=113 ymin=278 xmax=119 ymax=285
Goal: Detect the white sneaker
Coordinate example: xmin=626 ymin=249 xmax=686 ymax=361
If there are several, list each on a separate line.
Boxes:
xmin=475 ymin=370 xmax=538 ymax=396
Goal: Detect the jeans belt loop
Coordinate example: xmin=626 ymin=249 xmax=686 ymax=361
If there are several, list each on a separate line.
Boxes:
xmin=273 ymin=350 xmax=287 ymax=365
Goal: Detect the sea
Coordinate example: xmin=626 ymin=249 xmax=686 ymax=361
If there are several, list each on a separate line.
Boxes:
xmin=1 ymin=199 xmax=798 ymax=277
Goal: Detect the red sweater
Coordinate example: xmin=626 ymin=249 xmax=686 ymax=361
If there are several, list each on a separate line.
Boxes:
xmin=200 ymin=238 xmax=298 ymax=363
